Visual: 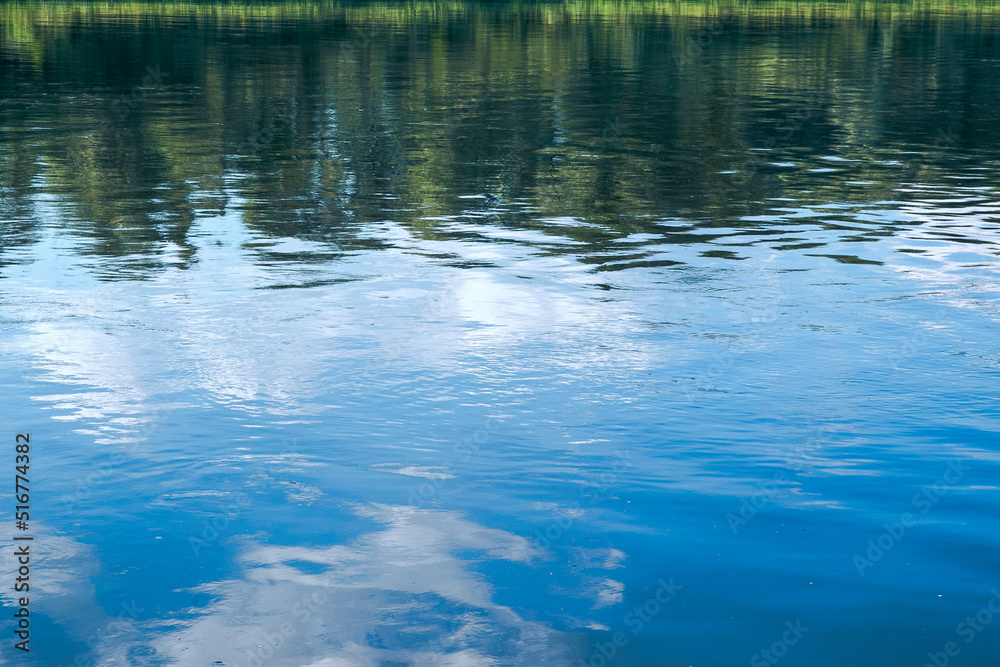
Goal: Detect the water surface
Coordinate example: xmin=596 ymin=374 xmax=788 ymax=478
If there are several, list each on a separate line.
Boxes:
xmin=1 ymin=2 xmax=999 ymax=665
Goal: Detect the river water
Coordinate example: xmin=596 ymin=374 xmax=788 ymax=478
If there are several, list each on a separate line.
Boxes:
xmin=1 ymin=1 xmax=999 ymax=665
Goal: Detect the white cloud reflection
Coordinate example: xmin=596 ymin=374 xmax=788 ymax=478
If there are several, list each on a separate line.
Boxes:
xmin=0 ymin=526 xmax=144 ymax=665
xmin=142 ymin=503 xmax=580 ymax=666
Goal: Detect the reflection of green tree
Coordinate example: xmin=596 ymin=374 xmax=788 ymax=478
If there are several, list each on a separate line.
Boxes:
xmin=1 ymin=0 xmax=998 ymax=275
xmin=0 ymin=124 xmax=41 ymax=262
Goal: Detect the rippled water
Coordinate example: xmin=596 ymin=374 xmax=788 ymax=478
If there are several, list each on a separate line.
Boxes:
xmin=1 ymin=1 xmax=999 ymax=665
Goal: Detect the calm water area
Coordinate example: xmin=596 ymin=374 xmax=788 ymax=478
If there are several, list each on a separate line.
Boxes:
xmin=1 ymin=1 xmax=999 ymax=665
